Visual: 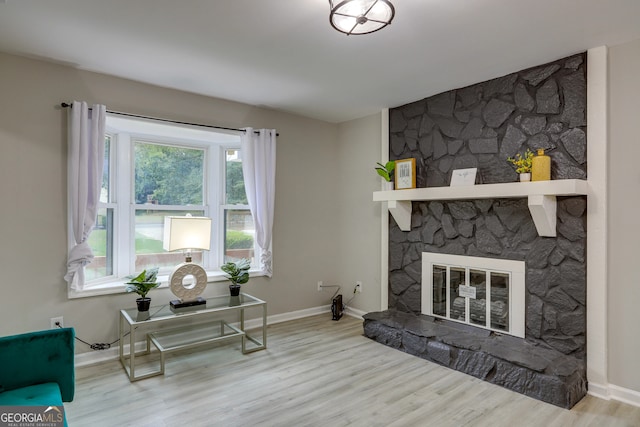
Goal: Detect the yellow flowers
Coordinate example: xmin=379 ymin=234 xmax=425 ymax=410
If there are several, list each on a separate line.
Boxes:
xmin=507 ymin=149 xmax=534 ymax=174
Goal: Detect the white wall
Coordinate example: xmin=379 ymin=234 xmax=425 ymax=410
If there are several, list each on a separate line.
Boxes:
xmin=608 ymin=37 xmax=640 ymax=393
xmin=336 ymin=113 xmax=383 ymax=313
xmin=0 ymin=52 xmax=340 ymax=350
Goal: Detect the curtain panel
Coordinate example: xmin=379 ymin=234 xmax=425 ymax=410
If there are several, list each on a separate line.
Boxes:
xmin=64 ymin=101 xmax=106 ymax=290
xmin=240 ymin=128 xmax=276 ymax=277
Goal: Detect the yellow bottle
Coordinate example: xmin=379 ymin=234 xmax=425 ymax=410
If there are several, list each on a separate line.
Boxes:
xmin=532 ymin=149 xmax=551 ymax=181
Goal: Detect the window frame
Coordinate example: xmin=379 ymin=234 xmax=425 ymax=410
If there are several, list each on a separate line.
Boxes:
xmin=68 ymin=115 xmax=261 ymax=298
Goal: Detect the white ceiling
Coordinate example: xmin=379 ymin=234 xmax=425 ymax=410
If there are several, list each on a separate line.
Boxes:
xmin=1 ymin=0 xmax=639 ymax=123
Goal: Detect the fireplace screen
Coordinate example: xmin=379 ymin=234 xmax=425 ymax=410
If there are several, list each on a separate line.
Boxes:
xmin=422 ymin=253 xmax=525 ymax=338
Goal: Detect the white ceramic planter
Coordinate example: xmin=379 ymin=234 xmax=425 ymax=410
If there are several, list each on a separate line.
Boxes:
xmin=384 ymin=181 xmax=394 ymax=191
xmin=520 ymin=173 xmax=531 ymax=182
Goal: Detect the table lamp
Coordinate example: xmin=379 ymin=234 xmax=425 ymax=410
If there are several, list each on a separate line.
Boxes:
xmin=163 ymin=214 xmax=212 ymax=309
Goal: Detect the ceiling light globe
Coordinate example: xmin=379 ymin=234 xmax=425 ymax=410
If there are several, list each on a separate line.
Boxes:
xmin=329 ymin=0 xmax=395 ymax=35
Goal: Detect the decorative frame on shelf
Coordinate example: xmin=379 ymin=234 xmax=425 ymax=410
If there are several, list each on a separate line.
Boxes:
xmin=394 ymin=158 xmax=416 ymax=190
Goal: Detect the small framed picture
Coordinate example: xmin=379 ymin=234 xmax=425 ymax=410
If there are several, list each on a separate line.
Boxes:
xmin=395 ymin=158 xmax=416 ymax=190
xmin=450 ymin=168 xmax=477 ymax=186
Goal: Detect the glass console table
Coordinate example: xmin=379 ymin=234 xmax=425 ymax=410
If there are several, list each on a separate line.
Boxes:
xmin=119 ymin=293 xmax=266 ymax=381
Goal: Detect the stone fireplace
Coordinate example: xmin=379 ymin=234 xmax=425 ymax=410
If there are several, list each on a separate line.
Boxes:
xmin=364 ymin=53 xmax=588 ymax=408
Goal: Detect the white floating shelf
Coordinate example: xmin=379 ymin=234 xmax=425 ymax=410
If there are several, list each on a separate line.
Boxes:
xmin=373 ymin=179 xmax=588 ymax=237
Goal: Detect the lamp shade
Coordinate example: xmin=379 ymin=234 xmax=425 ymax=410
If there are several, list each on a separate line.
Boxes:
xmin=329 ymin=0 xmax=395 ymax=35
xmin=163 ymin=216 xmax=212 ymax=252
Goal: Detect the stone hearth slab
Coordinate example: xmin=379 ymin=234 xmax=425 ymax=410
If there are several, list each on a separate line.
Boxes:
xmin=363 ymin=310 xmax=586 ymax=409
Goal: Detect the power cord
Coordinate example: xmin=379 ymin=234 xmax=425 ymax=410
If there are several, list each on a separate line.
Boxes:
xmin=320 ymin=284 xmax=340 ymax=301
xmin=55 ymin=322 xmax=124 ymax=351
xmin=343 ymin=284 xmax=359 ymax=311
xmin=53 ymin=305 xmax=165 ymax=350
xmin=318 ymin=282 xmax=360 ymax=312
xmin=54 ymin=321 xmax=125 ymax=350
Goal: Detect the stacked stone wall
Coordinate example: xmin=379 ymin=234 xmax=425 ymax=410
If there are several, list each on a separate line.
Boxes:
xmin=386 ymin=53 xmax=587 ymax=358
xmin=389 ymin=53 xmax=586 ymax=186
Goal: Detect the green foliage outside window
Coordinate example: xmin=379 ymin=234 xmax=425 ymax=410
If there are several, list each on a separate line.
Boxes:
xmin=135 ymin=143 xmax=204 ymax=205
xmin=225 ymin=160 xmax=247 ymax=205
xmin=226 ymin=230 xmax=253 ymax=249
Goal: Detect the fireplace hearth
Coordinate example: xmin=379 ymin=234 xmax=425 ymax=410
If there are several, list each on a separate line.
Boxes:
xmin=363 ymin=310 xmax=587 ymax=408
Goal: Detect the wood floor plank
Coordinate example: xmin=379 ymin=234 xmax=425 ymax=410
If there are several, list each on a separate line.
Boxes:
xmin=66 ymin=314 xmax=640 ymax=426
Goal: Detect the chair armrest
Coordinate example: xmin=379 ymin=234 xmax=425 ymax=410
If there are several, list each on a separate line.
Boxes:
xmin=0 ymin=328 xmax=75 ymax=402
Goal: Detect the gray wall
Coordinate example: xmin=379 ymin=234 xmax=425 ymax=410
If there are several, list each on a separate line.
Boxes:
xmin=336 ymin=113 xmax=383 ymax=312
xmin=608 ymin=37 xmax=640 ymax=392
xmin=0 ymin=52 xmax=343 ymax=349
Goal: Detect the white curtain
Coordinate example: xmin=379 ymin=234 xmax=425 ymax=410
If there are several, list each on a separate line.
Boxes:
xmin=241 ymin=128 xmax=276 ymax=277
xmin=64 ymin=101 xmax=106 ymax=290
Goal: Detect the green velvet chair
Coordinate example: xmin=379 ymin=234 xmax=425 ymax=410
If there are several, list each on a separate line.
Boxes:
xmin=0 ymin=328 xmax=75 ymax=426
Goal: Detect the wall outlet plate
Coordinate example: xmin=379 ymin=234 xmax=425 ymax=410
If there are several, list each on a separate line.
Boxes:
xmin=50 ymin=316 xmax=64 ymax=329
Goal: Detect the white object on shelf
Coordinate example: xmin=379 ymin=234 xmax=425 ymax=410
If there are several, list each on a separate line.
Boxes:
xmin=373 ymin=179 xmax=588 ymax=237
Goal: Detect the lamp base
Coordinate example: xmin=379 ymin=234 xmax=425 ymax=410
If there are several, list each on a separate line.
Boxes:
xmin=170 ymin=297 xmax=207 ymax=310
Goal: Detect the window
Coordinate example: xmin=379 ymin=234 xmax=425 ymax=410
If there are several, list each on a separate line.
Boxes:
xmin=85 ymin=135 xmax=114 ymax=281
xmin=79 ymin=115 xmax=257 ymax=294
xmin=224 ymin=149 xmax=254 ymax=264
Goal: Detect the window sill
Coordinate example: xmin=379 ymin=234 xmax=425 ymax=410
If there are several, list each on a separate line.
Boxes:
xmin=68 ymin=269 xmax=266 ymax=299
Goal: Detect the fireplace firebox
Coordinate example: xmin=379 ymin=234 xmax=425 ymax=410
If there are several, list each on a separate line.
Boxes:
xmin=422 ymin=253 xmax=525 ymax=338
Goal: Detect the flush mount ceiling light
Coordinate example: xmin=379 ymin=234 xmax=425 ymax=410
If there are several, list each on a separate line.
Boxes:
xmin=329 ymin=0 xmax=395 ymax=35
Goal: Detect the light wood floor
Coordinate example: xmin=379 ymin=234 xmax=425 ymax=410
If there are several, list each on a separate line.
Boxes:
xmin=66 ymin=314 xmax=640 ymax=426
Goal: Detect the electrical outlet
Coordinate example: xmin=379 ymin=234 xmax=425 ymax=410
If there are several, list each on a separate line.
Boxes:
xmin=50 ymin=316 xmax=64 ymax=329
xmin=317 ymin=281 xmax=323 ymax=292
xmin=356 ymin=281 xmax=362 ymax=293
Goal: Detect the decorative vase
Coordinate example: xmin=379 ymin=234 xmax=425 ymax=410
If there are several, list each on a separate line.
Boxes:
xmin=384 ymin=181 xmax=394 ymax=191
xmin=136 ymin=297 xmax=151 ymax=312
xmin=532 ymin=149 xmax=551 ymax=181
xmin=519 ymin=173 xmax=531 ymax=182
xmin=229 ymin=284 xmax=241 ymax=297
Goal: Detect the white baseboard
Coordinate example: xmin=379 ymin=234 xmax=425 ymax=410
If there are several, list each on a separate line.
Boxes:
xmin=75 ymin=347 xmax=119 ymax=367
xmin=587 ymin=382 xmax=610 ymax=400
xmin=589 ymin=382 xmax=640 ymax=407
xmin=609 ymin=384 xmax=640 ymax=407
xmin=345 ymin=306 xmax=366 ymax=319
xmin=243 ymin=305 xmax=330 ymax=330
xmin=75 ymin=341 xmax=149 ymax=367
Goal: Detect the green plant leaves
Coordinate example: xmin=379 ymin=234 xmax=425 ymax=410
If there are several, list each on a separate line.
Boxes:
xmin=375 ymin=161 xmax=395 ymax=182
xmin=125 ymin=267 xmax=160 ymax=298
xmin=221 ymin=258 xmax=251 ymax=285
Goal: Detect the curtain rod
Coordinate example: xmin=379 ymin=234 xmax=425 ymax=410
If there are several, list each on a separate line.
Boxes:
xmin=60 ymin=102 xmax=278 ymax=136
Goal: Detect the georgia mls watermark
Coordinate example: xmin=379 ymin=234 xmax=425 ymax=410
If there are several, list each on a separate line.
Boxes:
xmin=0 ymin=406 xmax=65 ymax=427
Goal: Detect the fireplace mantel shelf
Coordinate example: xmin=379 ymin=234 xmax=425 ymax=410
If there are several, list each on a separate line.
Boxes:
xmin=373 ymin=179 xmax=588 ymax=237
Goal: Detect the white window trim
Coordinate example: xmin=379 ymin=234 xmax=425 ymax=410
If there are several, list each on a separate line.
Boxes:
xmin=68 ymin=115 xmax=262 ymax=298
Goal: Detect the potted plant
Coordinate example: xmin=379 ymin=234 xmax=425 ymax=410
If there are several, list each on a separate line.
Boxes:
xmin=375 ymin=161 xmax=395 ymax=190
xmin=221 ymin=258 xmax=250 ymax=296
xmin=125 ymin=267 xmax=160 ymax=312
xmin=507 ymin=149 xmax=534 ymax=182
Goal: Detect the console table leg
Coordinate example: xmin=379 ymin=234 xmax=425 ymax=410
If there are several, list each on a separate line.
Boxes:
xmin=129 ymin=325 xmax=136 ymax=381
